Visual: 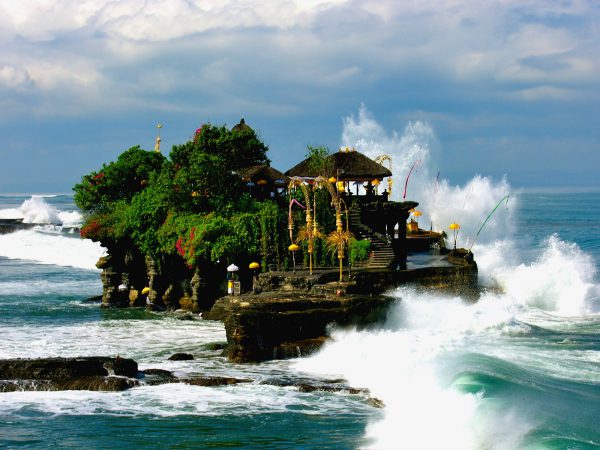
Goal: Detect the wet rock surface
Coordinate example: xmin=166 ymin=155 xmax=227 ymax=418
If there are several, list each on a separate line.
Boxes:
xmin=0 ymin=357 xmax=383 ymax=408
xmin=0 ymin=357 xmax=140 ymax=392
xmin=0 ymin=356 xmax=138 ymax=380
xmin=168 ymin=353 xmax=194 ymax=361
xmin=206 ymin=262 xmax=478 ymax=363
xmin=0 ymin=218 xmax=35 ymax=235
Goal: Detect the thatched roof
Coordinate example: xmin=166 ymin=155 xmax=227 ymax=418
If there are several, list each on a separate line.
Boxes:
xmin=237 ymin=164 xmax=289 ymax=185
xmin=285 ymin=149 xmax=392 ymax=181
xmin=231 ymin=118 xmax=252 ymax=133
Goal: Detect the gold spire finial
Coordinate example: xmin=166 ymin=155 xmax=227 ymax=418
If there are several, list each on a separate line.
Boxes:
xmin=154 ymin=122 xmax=162 ymax=152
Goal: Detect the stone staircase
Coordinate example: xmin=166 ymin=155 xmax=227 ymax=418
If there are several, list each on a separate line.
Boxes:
xmin=348 ymin=205 xmax=395 ymax=269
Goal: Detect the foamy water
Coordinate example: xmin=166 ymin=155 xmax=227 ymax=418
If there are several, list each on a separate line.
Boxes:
xmin=290 ymin=106 xmax=600 ymax=449
xmin=1 ymin=111 xmax=599 ymax=448
xmin=0 ymin=196 xmax=104 ymax=269
xmin=0 ymin=229 xmax=105 ymax=269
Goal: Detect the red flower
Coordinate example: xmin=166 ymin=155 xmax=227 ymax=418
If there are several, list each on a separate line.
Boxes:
xmin=175 ymin=237 xmax=185 ymax=257
xmin=80 ymin=219 xmax=102 ymax=240
xmin=194 ymin=125 xmax=204 ymax=143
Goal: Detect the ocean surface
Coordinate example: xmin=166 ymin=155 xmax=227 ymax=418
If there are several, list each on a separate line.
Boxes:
xmin=0 ymin=191 xmax=599 ymax=449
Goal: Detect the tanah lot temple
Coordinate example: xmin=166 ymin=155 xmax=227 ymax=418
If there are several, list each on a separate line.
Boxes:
xmin=204 ymin=119 xmax=478 ymax=363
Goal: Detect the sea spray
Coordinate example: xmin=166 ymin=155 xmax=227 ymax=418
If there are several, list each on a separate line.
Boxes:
xmin=19 ymin=196 xmax=63 ymax=224
xmin=0 ymin=196 xmax=102 ymax=269
xmin=341 ymin=104 xmax=439 ymax=202
xmin=340 ymin=105 xmax=515 ymax=247
xmin=291 ymin=108 xmax=600 ymax=448
xmin=294 ymin=230 xmax=600 ymax=448
xmin=293 ymin=291 xmax=533 ymax=449
xmin=477 ymin=234 xmax=598 ymax=315
xmin=0 ymin=230 xmax=105 ymax=270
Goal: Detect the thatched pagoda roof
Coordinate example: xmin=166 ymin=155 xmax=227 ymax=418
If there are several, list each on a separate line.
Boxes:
xmin=231 ymin=118 xmax=252 ymax=133
xmin=237 ymin=164 xmax=289 ymax=185
xmin=285 ymin=149 xmax=392 ymax=181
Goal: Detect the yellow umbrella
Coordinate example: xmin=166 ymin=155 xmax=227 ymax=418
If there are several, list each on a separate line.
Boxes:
xmin=449 ymin=223 xmax=460 ymax=249
xmin=328 ymin=176 xmax=337 ymax=183
xmin=288 ymin=244 xmax=299 ymax=273
xmin=249 ymin=262 xmax=260 ymax=270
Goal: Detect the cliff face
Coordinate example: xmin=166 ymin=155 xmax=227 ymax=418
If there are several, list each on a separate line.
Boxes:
xmin=96 ymin=242 xmax=222 ymax=312
xmin=205 ymin=261 xmax=479 ymax=363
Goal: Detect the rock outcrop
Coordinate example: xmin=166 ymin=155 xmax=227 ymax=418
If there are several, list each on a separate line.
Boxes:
xmin=205 ymin=258 xmax=478 ymax=363
xmin=0 ymin=357 xmax=139 ymax=392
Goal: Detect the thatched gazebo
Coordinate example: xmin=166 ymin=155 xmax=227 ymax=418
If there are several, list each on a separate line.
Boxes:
xmin=237 ymin=164 xmax=289 ymax=199
xmin=285 ymin=148 xmax=391 ymax=181
xmin=285 ymin=147 xmax=392 ymax=196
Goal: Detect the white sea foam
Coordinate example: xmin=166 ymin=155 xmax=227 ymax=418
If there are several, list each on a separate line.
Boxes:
xmin=0 ymin=208 xmax=23 ymax=219
xmin=291 ymin=234 xmax=600 ymax=448
xmin=340 ymin=105 xmax=514 ymax=248
xmin=0 ymin=380 xmax=368 ymax=419
xmin=0 ymin=229 xmax=105 ymax=270
xmin=292 ymin=231 xmax=600 ymax=448
xmin=294 ymin=291 xmax=532 ymax=450
xmin=0 ymin=317 xmax=226 ymax=361
xmin=0 ymin=314 xmax=368 ymax=419
xmin=18 ymin=196 xmax=62 ymax=224
xmin=476 ymin=235 xmax=597 ymax=316
xmin=309 ymin=106 xmax=600 ymax=448
xmin=0 ymin=279 xmax=99 ymax=297
xmin=0 ymin=196 xmax=82 ymax=225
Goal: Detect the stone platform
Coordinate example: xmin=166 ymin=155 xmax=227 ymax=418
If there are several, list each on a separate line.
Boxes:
xmin=204 ymin=254 xmax=478 ymax=363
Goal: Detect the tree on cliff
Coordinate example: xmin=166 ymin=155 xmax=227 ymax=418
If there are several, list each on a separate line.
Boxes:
xmin=75 ymin=122 xmax=284 ymax=269
xmin=74 ymin=146 xmax=166 ymax=213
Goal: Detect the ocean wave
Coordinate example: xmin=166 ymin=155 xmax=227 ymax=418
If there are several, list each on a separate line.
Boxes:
xmin=0 ymin=230 xmax=105 ymax=270
xmin=0 ymin=196 xmax=82 ymax=226
xmin=477 ymin=235 xmax=598 ymax=315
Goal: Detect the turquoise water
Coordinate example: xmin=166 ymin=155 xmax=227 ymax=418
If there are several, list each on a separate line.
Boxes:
xmin=1 ymin=192 xmax=599 ymax=449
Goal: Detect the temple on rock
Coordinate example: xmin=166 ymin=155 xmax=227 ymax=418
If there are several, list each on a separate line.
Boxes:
xmin=283 ymin=147 xmax=418 ymax=270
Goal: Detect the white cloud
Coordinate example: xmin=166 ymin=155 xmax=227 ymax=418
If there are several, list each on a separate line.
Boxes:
xmin=0 ymin=0 xmax=598 ymax=119
xmin=0 ymin=64 xmax=33 ymax=89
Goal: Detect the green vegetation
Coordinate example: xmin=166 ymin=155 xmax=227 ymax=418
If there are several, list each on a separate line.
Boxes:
xmin=75 ymin=123 xmax=283 ymax=271
xmin=75 ymin=124 xmax=369 ymax=287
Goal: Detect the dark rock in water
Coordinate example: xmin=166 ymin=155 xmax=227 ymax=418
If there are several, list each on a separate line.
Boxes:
xmin=0 ymin=357 xmax=139 ymax=392
xmin=272 ymin=337 xmax=329 ymax=360
xmin=201 ymin=342 xmax=228 ymax=351
xmin=296 ymin=383 xmax=365 ymax=395
xmin=183 ymin=376 xmax=251 ymax=387
xmin=83 ymin=295 xmax=103 ymax=303
xmin=212 ymin=291 xmax=394 ymax=363
xmin=142 ymin=368 xmax=175 ymax=377
xmin=140 ymin=368 xmax=178 ymax=385
xmin=256 ymin=378 xmax=384 ymax=408
xmin=0 ymin=376 xmax=139 ymax=392
xmin=168 ymin=353 xmax=194 ymax=361
xmin=0 ymin=218 xmax=35 ymax=235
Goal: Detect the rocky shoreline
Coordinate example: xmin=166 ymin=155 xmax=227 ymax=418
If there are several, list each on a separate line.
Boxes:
xmin=0 ymin=218 xmax=36 ymax=235
xmin=205 ymin=256 xmax=478 ymax=363
xmin=0 ymin=356 xmax=382 ymax=406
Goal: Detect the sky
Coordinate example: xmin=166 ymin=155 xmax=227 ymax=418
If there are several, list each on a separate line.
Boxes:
xmin=1 ymin=0 xmax=599 ymax=192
